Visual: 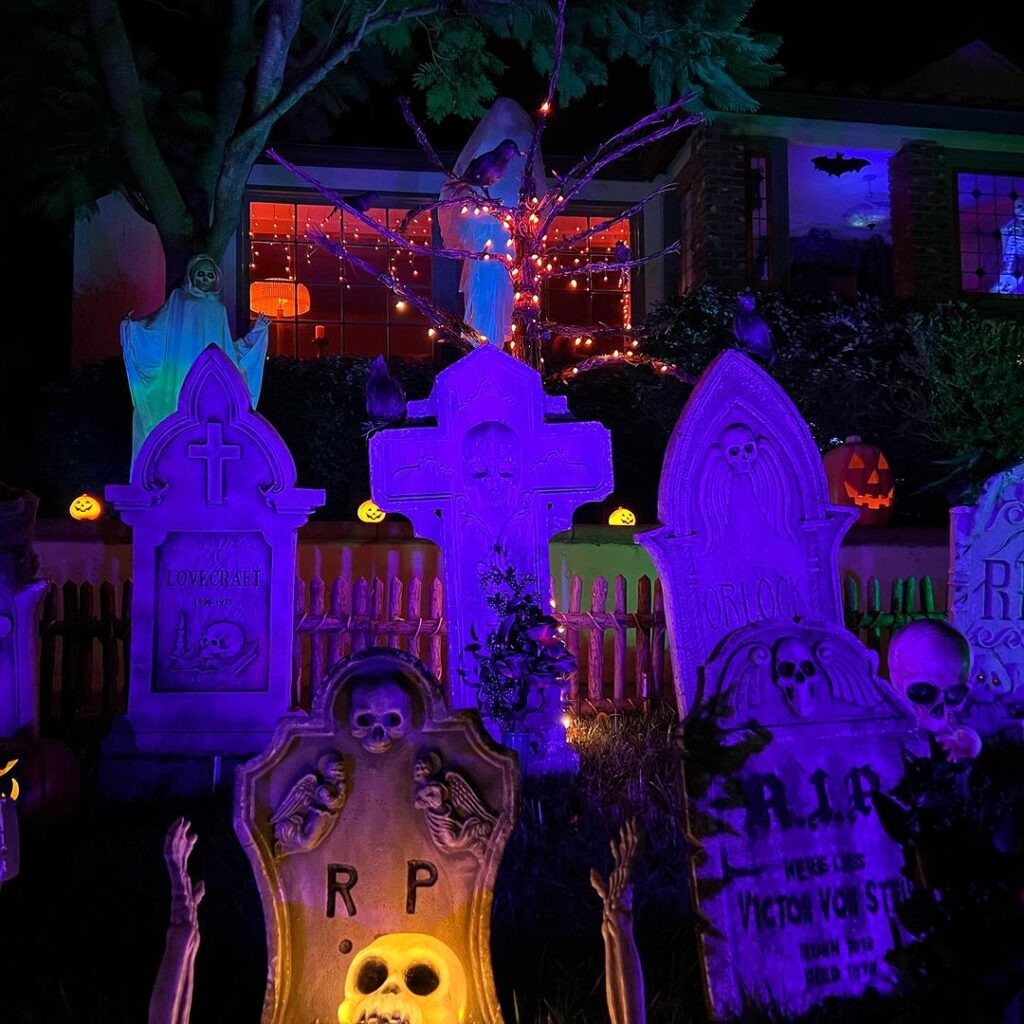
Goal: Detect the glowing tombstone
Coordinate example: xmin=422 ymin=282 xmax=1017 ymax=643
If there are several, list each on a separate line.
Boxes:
xmin=105 ymin=347 xmax=324 ymax=768
xmin=638 ymin=351 xmax=857 ymax=710
xmin=688 ymin=618 xmax=919 ymax=1018
xmin=949 ymin=460 xmax=1024 ymax=738
xmin=370 ymin=345 xmax=613 ymax=773
xmin=235 ymin=648 xmax=518 ymax=1024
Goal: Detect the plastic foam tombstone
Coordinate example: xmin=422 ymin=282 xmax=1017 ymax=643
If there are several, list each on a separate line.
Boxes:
xmin=235 ymin=648 xmax=519 ymax=1024
xmin=638 ymin=351 xmax=857 ymax=711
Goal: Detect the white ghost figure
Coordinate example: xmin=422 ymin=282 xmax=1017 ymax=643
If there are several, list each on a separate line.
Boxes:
xmin=337 ymin=932 xmax=468 ymax=1024
xmin=887 ymin=620 xmax=972 ymax=733
xmin=437 ymin=98 xmax=542 ymax=348
xmin=121 ymin=254 xmax=269 ymax=466
xmin=349 ymin=678 xmax=412 ymax=754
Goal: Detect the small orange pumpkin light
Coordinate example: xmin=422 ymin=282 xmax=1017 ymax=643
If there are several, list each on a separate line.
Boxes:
xmin=69 ymin=493 xmax=102 ymax=521
xmin=608 ymin=506 xmax=637 ymax=527
xmin=822 ymin=436 xmax=894 ymax=526
xmin=357 ymin=499 xmax=386 ymax=524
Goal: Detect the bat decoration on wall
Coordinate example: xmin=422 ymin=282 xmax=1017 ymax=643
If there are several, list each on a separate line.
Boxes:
xmin=811 ymin=152 xmax=871 ymax=178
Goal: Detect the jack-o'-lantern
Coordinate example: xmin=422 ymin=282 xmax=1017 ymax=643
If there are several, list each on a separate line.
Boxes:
xmin=822 ymin=436 xmax=894 ymax=526
xmin=608 ymin=506 xmax=637 ymax=527
xmin=69 ymin=493 xmax=102 ymax=521
xmin=357 ymin=499 xmax=387 ymax=524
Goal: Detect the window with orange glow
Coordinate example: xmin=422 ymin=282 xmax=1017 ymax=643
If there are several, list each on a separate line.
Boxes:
xmin=247 ymin=198 xmax=633 ymax=361
xmin=248 ymin=200 xmax=435 ymax=361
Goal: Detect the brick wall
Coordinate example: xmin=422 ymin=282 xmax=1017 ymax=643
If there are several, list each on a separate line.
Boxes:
xmin=889 ymin=142 xmax=956 ymax=304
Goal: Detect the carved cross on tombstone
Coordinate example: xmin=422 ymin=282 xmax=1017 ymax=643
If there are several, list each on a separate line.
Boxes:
xmin=369 ymin=346 xmax=613 ymax=772
xmin=105 ymin=346 xmax=324 ymax=766
xmin=235 ymin=648 xmax=518 ymax=1024
xmin=639 ymin=351 xmax=857 ymax=712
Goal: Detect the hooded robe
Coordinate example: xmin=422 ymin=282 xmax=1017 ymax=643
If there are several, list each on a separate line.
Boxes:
xmin=121 ymin=254 xmax=268 ymax=465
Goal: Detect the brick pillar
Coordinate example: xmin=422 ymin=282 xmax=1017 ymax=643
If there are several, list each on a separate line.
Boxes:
xmin=889 ymin=142 xmax=956 ymax=304
xmin=682 ymin=124 xmax=748 ymax=291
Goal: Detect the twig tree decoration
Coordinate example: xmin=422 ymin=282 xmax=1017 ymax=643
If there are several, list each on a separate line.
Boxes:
xmin=268 ymin=0 xmax=701 ymax=372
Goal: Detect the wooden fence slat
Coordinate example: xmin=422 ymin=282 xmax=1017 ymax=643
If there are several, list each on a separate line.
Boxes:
xmin=327 ymin=577 xmax=345 ymax=670
xmin=309 ymin=575 xmax=326 ymax=694
xmin=371 ymin=577 xmax=385 ymax=647
xmin=38 ymin=582 xmax=58 ymax=723
xmin=429 ymin=578 xmax=443 ymax=679
xmin=407 ymin=576 xmax=423 ymax=662
xmin=566 ymin=575 xmax=583 ymax=701
xmin=99 ymin=582 xmax=118 ymax=717
xmin=587 ymin=576 xmax=608 ymax=701
xmin=652 ymin=578 xmax=666 ymax=701
xmin=612 ymin=575 xmax=627 ymax=702
xmin=388 ymin=577 xmax=403 ymax=650
xmin=60 ymin=580 xmax=79 ymax=723
xmin=352 ymin=578 xmax=370 ymax=653
xmin=293 ymin=576 xmax=306 ymax=708
xmin=635 ymin=575 xmax=652 ymax=700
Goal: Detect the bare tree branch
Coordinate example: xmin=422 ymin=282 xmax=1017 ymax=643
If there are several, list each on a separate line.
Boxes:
xmin=545 ymin=184 xmax=676 ymax=254
xmin=544 ymin=241 xmax=680 ymax=277
xmin=399 ymin=95 xmax=452 ymax=177
xmin=251 ymin=0 xmax=303 ymax=119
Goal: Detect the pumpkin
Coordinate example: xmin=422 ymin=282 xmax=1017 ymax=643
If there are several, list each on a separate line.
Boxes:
xmin=607 ymin=506 xmax=637 ymax=527
xmin=69 ymin=493 xmax=103 ymax=521
xmin=822 ymin=436 xmax=894 ymax=526
xmin=0 ymin=738 xmax=81 ymax=825
xmin=357 ymin=499 xmax=387 ymax=523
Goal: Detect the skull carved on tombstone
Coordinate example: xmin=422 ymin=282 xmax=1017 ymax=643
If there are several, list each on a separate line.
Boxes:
xmin=198 ymin=620 xmax=245 ymax=667
xmin=887 ymin=620 xmax=971 ymax=732
xmin=771 ymin=637 xmax=820 ymax=717
xmin=337 ymin=932 xmax=467 ymax=1024
xmin=967 ymin=649 xmax=1019 ymax=715
xmin=349 ymin=678 xmax=411 ymax=754
xmin=720 ymin=423 xmax=759 ymax=474
xmin=462 ymin=421 xmax=522 ymax=510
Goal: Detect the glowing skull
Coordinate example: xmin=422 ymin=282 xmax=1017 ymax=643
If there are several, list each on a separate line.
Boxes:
xmin=198 ymin=621 xmax=244 ymax=664
xmin=887 ymin=620 xmax=971 ymax=732
xmin=772 ymin=637 xmax=819 ymax=717
xmin=462 ymin=421 xmax=521 ymax=509
xmin=190 ymin=258 xmax=219 ymax=293
xmin=720 ymin=424 xmax=758 ymax=473
xmin=338 ymin=932 xmax=468 ymax=1024
xmin=349 ymin=678 xmax=411 ymax=754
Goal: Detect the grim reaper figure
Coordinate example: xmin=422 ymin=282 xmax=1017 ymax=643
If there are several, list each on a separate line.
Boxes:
xmin=698 ymin=422 xmax=794 ymax=549
xmin=121 ymin=254 xmax=270 ymax=465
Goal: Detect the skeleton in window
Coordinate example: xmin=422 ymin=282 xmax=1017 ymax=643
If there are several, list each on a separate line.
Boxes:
xmin=989 ymin=197 xmax=1024 ymax=295
xmin=698 ymin=422 xmax=795 ymax=549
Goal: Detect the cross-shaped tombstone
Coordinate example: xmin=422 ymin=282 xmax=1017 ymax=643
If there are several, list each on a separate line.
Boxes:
xmin=370 ymin=346 xmax=613 ymax=772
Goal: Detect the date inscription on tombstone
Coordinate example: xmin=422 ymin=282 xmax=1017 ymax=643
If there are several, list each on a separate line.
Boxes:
xmin=689 ymin=619 xmax=919 ymax=1018
xmin=153 ymin=531 xmax=270 ymax=692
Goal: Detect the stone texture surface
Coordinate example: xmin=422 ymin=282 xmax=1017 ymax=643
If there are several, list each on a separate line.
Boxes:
xmin=106 ymin=346 xmax=324 ymax=754
xmin=235 ymin=647 xmax=518 ymax=1024
xmin=690 ymin=618 xmax=919 ymax=1017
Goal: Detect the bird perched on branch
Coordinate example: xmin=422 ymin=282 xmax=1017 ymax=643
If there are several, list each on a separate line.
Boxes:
xmin=455 ymin=139 xmax=522 ymax=192
xmin=364 ymin=355 xmax=407 ymax=435
xmin=343 ymin=191 xmax=381 ymax=213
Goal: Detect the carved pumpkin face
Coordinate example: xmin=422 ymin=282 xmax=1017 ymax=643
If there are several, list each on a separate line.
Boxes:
xmin=358 ymin=499 xmax=387 ymax=523
xmin=822 ymin=436 xmax=894 ymax=526
xmin=607 ymin=506 xmax=636 ymax=527
xmin=69 ymin=494 xmax=102 ymax=521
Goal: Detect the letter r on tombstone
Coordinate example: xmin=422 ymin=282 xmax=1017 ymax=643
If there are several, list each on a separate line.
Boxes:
xmin=406 ymin=860 xmax=438 ymax=913
xmin=326 ymin=864 xmax=358 ymax=918
xmin=846 ymin=765 xmax=880 ymax=818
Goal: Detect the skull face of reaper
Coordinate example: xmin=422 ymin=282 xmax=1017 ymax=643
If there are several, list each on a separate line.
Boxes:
xmin=190 ymin=258 xmax=219 ymax=293
xmin=337 ymin=932 xmax=468 ymax=1024
xmin=462 ymin=422 xmax=521 ymax=510
xmin=887 ymin=620 xmax=971 ymax=732
xmin=349 ymin=678 xmax=411 ymax=754
xmin=772 ymin=637 xmax=819 ymax=717
xmin=720 ymin=424 xmax=758 ymax=474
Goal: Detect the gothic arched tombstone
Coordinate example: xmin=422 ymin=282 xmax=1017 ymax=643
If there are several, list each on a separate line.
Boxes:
xmin=235 ymin=647 xmax=519 ymax=1024
xmin=639 ymin=351 xmax=857 ymax=711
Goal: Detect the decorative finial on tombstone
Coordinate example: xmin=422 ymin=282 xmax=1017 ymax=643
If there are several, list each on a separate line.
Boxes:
xmin=731 ymin=293 xmax=774 ymax=367
xmin=0 ymin=482 xmax=40 ymax=585
xmin=591 ymin=819 xmax=646 ymax=1024
xmin=149 ymin=818 xmax=204 ymax=1024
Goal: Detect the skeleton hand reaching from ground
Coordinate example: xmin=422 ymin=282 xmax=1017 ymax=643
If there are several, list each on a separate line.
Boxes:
xmin=591 ymin=819 xmax=646 ymax=1024
xmin=150 ymin=818 xmax=204 ymax=1024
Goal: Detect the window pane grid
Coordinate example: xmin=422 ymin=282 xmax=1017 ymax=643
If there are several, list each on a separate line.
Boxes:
xmin=957 ymin=172 xmax=1024 ymax=296
xmin=746 ymin=153 xmax=772 ymax=286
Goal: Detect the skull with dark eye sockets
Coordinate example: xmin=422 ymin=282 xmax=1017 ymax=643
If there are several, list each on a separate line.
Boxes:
xmin=888 ymin=620 xmax=971 ymax=732
xmin=771 ymin=637 xmax=819 ymax=717
xmin=349 ymin=679 xmax=411 ymax=754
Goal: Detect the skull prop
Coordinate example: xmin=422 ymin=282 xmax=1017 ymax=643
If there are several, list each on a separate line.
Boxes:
xmin=462 ymin=421 xmax=522 ymax=510
xmin=199 ymin=620 xmax=245 ymax=666
xmin=772 ymin=637 xmax=820 ymax=717
xmin=887 ymin=620 xmax=971 ymax=732
xmin=337 ymin=932 xmax=468 ymax=1024
xmin=349 ymin=678 xmax=412 ymax=754
xmin=720 ymin=423 xmax=759 ymax=474
xmin=189 ymin=256 xmax=220 ymax=294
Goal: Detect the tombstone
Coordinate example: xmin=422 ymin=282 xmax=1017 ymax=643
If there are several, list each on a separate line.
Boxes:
xmin=639 ymin=351 xmax=857 ymax=711
xmin=105 ymin=346 xmax=324 ymax=763
xmin=950 ymin=461 xmax=1024 ymax=738
xmin=689 ymin=617 xmax=919 ymax=1018
xmin=370 ymin=345 xmax=613 ymax=772
xmin=0 ymin=484 xmax=47 ymax=737
xmin=235 ymin=647 xmax=518 ymax=1024
xmin=0 ymin=796 xmax=17 ymax=886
